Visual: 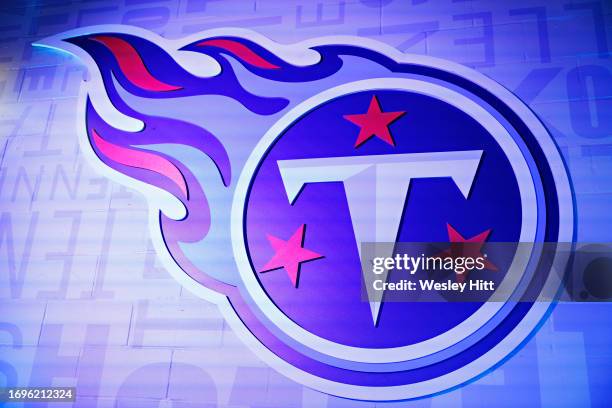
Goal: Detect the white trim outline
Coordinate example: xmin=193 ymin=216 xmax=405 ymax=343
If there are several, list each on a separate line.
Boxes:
xmin=35 ymin=26 xmax=574 ymax=401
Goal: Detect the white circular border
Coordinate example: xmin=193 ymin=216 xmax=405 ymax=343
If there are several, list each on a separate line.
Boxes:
xmin=51 ymin=26 xmax=574 ymax=401
xmin=232 ymin=78 xmax=539 ymax=364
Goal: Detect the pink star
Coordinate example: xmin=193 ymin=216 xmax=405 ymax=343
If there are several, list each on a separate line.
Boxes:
xmin=438 ymin=223 xmax=498 ymax=283
xmin=259 ymin=224 xmax=323 ymax=287
xmin=343 ymin=95 xmax=405 ymax=148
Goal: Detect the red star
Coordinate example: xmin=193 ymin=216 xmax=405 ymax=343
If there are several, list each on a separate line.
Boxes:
xmin=439 ymin=223 xmax=498 ymax=283
xmin=343 ymin=95 xmax=405 ymax=148
xmin=259 ymin=224 xmax=323 ymax=287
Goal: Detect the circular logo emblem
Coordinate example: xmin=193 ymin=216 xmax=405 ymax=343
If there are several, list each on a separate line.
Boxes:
xmin=231 ymin=74 xmax=572 ymax=400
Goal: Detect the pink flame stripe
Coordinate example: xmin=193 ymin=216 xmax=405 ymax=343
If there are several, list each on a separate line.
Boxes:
xmin=92 ymin=36 xmax=182 ymax=92
xmin=91 ymin=129 xmax=188 ymax=199
xmin=197 ymin=39 xmax=280 ymax=69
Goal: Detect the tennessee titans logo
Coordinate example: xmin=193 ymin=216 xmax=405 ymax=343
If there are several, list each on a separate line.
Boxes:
xmin=37 ymin=26 xmax=574 ymax=400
